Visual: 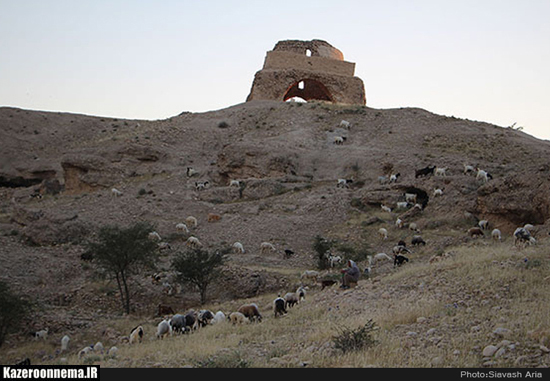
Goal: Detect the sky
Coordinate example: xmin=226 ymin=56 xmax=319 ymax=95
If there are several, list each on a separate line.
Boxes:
xmin=1 ymin=0 xmax=549 ymax=140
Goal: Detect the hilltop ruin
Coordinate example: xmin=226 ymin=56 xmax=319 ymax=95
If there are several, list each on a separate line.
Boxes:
xmin=246 ymin=39 xmax=366 ymax=105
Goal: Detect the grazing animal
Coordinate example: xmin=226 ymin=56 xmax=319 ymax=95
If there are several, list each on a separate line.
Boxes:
xmin=260 ymin=242 xmax=276 ymax=254
xmin=183 ymin=310 xmax=199 ymax=332
xmin=301 ymin=270 xmax=319 ymax=284
xmin=333 ymin=136 xmax=347 ymax=145
xmin=433 ymin=188 xmax=443 ymax=197
xmin=34 ymin=329 xmax=48 ymax=341
xmin=514 ymin=227 xmax=536 ymax=247
xmin=337 ymin=178 xmax=353 ymax=188
xmin=392 ymin=245 xmax=412 ymax=255
xmin=409 ymin=222 xmax=419 ymax=232
xmin=175 ymin=223 xmax=189 ymax=233
xmin=111 ymin=188 xmax=123 ymax=197
xmin=186 ymin=236 xmax=202 ymax=248
xmin=378 ymin=227 xmax=388 ymax=240
xmin=464 ymin=164 xmax=476 ymax=175
xmin=283 ymin=249 xmax=294 ymax=258
xmin=491 ymin=228 xmax=502 ymax=241
xmin=212 ymin=311 xmax=226 ymax=325
xmin=381 ymin=204 xmax=392 ymax=213
xmin=339 ymin=120 xmax=351 ymax=129
xmin=229 ymin=312 xmax=248 ymax=325
xmin=229 ymin=179 xmax=240 ymax=187
xmin=478 ymin=220 xmax=489 ymax=230
xmin=320 ymin=279 xmax=337 ymax=290
xmin=169 ymin=314 xmax=186 ymax=334
xmin=61 ymin=335 xmax=70 ymax=352
xmin=93 ymin=342 xmax=104 ymax=354
xmin=476 ymin=169 xmax=493 ymax=183
xmin=328 ymin=254 xmax=342 ymax=267
xmin=129 ymin=326 xmax=143 ymax=344
xmin=283 ymin=291 xmax=300 ymax=308
xmin=195 ymin=181 xmax=209 ymax=191
xmin=273 ymin=296 xmax=287 ymax=317
xmin=207 ymin=213 xmax=221 ymax=222
xmin=198 ymin=310 xmax=215 ymax=327
xmin=148 ymin=231 xmax=162 ymax=241
xmin=394 ymin=254 xmax=409 ymax=267
xmin=237 ymin=303 xmax=262 ymax=322
xmin=415 ymin=165 xmax=436 ymax=178
xmin=389 ymin=173 xmax=401 ymax=183
xmin=373 ymin=253 xmax=393 ymax=263
xmin=78 ymin=346 xmax=94 ymax=359
xmin=186 ymin=167 xmax=197 ymax=177
xmin=434 ymin=167 xmax=448 ymax=177
xmin=468 ymin=227 xmax=484 ymax=238
xmin=404 ymin=193 xmax=417 ymax=203
xmin=186 ymin=216 xmax=198 ymax=228
xmin=411 ymin=235 xmax=426 ymax=246
xmin=232 ymin=242 xmax=245 ymax=254
xmin=395 ymin=218 xmax=404 ymax=229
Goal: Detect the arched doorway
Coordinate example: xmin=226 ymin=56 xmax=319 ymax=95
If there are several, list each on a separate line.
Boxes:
xmin=282 ymin=79 xmax=334 ymax=103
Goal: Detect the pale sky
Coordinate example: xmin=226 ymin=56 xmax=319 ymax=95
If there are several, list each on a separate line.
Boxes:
xmin=1 ymin=1 xmax=549 ymax=140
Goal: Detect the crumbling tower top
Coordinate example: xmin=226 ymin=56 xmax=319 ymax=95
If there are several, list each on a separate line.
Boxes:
xmin=246 ymin=39 xmax=366 ymax=105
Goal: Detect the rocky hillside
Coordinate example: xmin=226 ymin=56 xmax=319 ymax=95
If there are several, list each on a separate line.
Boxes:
xmin=0 ymin=100 xmax=549 ymax=366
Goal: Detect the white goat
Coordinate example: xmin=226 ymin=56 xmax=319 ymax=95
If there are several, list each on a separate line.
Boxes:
xmin=148 ymin=231 xmax=162 ymax=241
xmin=156 ymin=319 xmax=172 ymax=339
xmin=111 ymin=188 xmax=123 ymax=197
xmin=176 ymin=223 xmax=189 ymax=233
xmin=229 ymin=179 xmax=240 ymax=187
xmin=491 ymin=228 xmax=502 ymax=241
xmin=339 ymin=120 xmax=351 ymax=129
xmin=186 ymin=216 xmax=198 ymax=228
xmin=433 ymin=188 xmax=443 ymax=197
xmin=476 ymin=169 xmax=492 ymax=183
xmin=61 ymin=335 xmax=70 ymax=352
xmin=186 ymin=236 xmax=202 ymax=248
xmin=333 ymin=136 xmax=347 ymax=145
xmin=378 ymin=227 xmax=388 ymax=240
xmin=337 ymin=178 xmax=353 ymax=188
xmin=260 ymin=242 xmax=276 ymax=254
xmin=435 ymin=167 xmax=448 ymax=176
xmin=478 ymin=220 xmax=489 ymax=230
xmin=232 ymin=242 xmax=245 ymax=254
xmin=381 ymin=204 xmax=392 ymax=213
xmin=404 ymin=193 xmax=417 ymax=203
xmin=395 ymin=218 xmax=404 ymax=229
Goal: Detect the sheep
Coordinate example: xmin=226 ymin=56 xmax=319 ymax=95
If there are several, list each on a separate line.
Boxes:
xmin=389 ymin=173 xmax=401 ymax=183
xmin=394 ymin=254 xmax=409 ymax=267
xmin=185 ymin=216 xmax=198 ymax=228
xmin=186 ymin=236 xmax=202 ymax=248
xmin=61 ymin=335 xmax=70 ymax=352
xmin=408 ymin=222 xmax=419 ymax=232
xmin=34 ymin=328 xmax=48 ymax=341
xmin=211 ymin=311 xmax=226 ymax=325
xmin=434 ymin=167 xmax=448 ymax=177
xmin=373 ymin=253 xmax=393 ymax=263
xmin=433 ymin=188 xmax=443 ymax=197
xmin=129 ymin=325 xmax=144 ymax=344
xmin=148 ymin=231 xmax=162 ymax=241
xmin=93 ymin=342 xmax=104 ymax=354
xmin=491 ymin=228 xmax=502 ymax=241
xmin=107 ymin=346 xmax=118 ymax=358
xmin=169 ymin=314 xmax=186 ymax=334
xmin=468 ymin=227 xmax=484 ymax=238
xmin=395 ymin=218 xmax=404 ymax=229
xmin=232 ymin=242 xmax=245 ymax=254
xmin=404 ymin=193 xmax=417 ymax=203
xmin=273 ymin=295 xmax=287 ymax=317
xmin=300 ymin=270 xmax=319 ymax=284
xmin=297 ymin=285 xmax=306 ymax=301
xmin=284 ymin=291 xmax=300 ymax=308
xmin=337 ymin=178 xmax=353 ymax=188
xmin=320 ymin=279 xmax=337 ymax=290
xmin=195 ymin=181 xmax=209 ymax=191
xmin=381 ymin=204 xmax=392 ymax=213
xmin=339 ymin=120 xmax=351 ymax=129
xmin=229 ymin=179 xmax=240 ymax=187
xmin=176 ymin=222 xmax=189 ymax=233
xmin=157 ymin=242 xmax=172 ymax=251
xmin=157 ymin=303 xmax=175 ymax=317
xmin=156 ymin=319 xmax=172 ymax=339
xmin=333 ymin=136 xmax=347 ymax=145
xmin=198 ymin=310 xmax=215 ymax=327
xmin=392 ymin=245 xmax=411 ymax=255
xmin=78 ymin=346 xmax=94 ymax=359
xmin=237 ymin=303 xmax=262 ymax=322
xmin=396 ymin=201 xmax=410 ymax=210
xmin=476 ymin=169 xmax=493 ymax=183
xmin=378 ymin=176 xmax=389 ymax=185
xmin=229 ymin=311 xmax=248 ymax=325
xmin=207 ymin=213 xmax=222 ymax=222
xmin=378 ymin=227 xmax=388 ymax=240
xmin=186 ymin=167 xmax=197 ymax=177
xmin=478 ymin=220 xmax=489 ymax=230
xmin=183 ymin=310 xmax=199 ymax=332
xmin=464 ymin=164 xmax=476 ymax=175
xmin=260 ymin=241 xmax=276 ymax=254
xmin=411 ymin=235 xmax=426 ymax=246
xmin=524 ymin=224 xmax=535 ymax=232
xmin=415 ymin=165 xmax=436 ymax=178
xmin=111 ymin=188 xmax=123 ymax=197
xmin=328 ymin=254 xmax=342 ymax=267
xmin=514 ymin=227 xmax=536 ymax=247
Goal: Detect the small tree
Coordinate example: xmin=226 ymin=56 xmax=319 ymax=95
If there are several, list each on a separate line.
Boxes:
xmin=313 ymin=235 xmax=333 ymax=270
xmin=85 ymin=222 xmax=158 ymax=314
xmin=171 ymin=248 xmax=225 ymax=304
xmin=0 ymin=281 xmax=32 ymax=347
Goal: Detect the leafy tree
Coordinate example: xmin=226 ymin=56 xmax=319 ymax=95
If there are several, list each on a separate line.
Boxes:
xmin=85 ymin=222 xmax=158 ymax=314
xmin=313 ymin=235 xmax=333 ymax=270
xmin=0 ymin=281 xmax=32 ymax=347
xmin=171 ymin=248 xmax=225 ymax=304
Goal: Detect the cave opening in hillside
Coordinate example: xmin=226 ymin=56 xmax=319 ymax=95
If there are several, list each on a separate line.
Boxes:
xmin=282 ymin=79 xmax=334 ymax=103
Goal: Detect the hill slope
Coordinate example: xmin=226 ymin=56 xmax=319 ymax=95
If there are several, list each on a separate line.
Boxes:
xmin=0 ymin=100 xmax=549 ymax=367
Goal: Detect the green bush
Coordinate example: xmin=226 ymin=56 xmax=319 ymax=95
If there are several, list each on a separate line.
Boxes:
xmin=332 ymin=319 xmax=378 ymax=353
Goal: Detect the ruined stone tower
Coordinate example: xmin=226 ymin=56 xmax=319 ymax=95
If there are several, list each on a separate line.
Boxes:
xmin=246 ymin=39 xmax=366 ymax=105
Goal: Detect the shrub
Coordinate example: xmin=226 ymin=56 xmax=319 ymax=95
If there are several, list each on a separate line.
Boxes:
xmin=217 ymin=121 xmax=230 ymax=129
xmin=332 ymin=319 xmax=378 ymax=354
xmin=313 ymin=235 xmax=333 ymax=270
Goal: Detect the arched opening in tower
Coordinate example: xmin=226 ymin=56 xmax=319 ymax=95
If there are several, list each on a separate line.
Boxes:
xmin=282 ymin=79 xmax=334 ymax=103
